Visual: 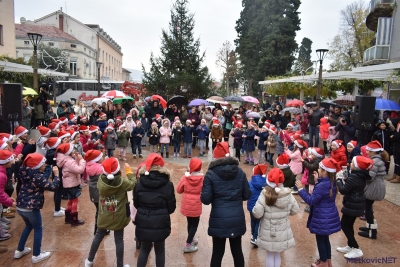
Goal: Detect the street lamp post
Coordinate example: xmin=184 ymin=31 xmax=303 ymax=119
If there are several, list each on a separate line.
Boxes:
xmin=96 ymin=62 xmax=103 ymax=97
xmin=27 ymin=33 xmax=42 ymax=91
xmin=315 ymin=49 xmax=329 ymax=107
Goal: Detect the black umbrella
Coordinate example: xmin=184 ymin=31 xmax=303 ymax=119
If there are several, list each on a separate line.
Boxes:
xmin=224 ymin=96 xmax=245 ymax=102
xmin=167 ymin=95 xmax=188 ymax=108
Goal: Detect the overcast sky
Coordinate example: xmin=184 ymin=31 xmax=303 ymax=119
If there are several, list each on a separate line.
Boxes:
xmin=14 ymin=0 xmax=352 ymax=80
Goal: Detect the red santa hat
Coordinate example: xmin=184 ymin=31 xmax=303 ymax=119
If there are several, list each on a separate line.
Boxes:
xmin=15 ymin=126 xmax=28 ymax=138
xmin=58 ymin=131 xmax=71 ymax=140
xmin=248 ymin=122 xmax=255 ymax=128
xmin=347 ymin=140 xmax=357 ymax=148
xmin=48 ymin=122 xmax=59 ymax=131
xmin=106 ymin=124 xmax=114 ymax=130
xmin=287 ymin=122 xmax=295 ymax=128
xmin=0 ymin=150 xmax=13 ymax=165
xmin=102 ymin=157 xmax=120 ymax=180
xmin=80 ymin=116 xmax=87 ymax=121
xmin=319 ymin=158 xmax=341 ymax=173
xmin=0 ymin=140 xmax=8 ymax=150
xmin=236 ymin=122 xmax=243 ymax=128
xmin=44 ymin=137 xmax=61 ymax=150
xmin=126 ymin=114 xmax=132 ymax=119
xmin=51 ymin=119 xmax=61 ymax=125
xmin=185 ymin=158 xmax=202 ymax=177
xmin=253 ymin=164 xmax=268 ymax=177
xmin=332 ymin=139 xmax=343 ymax=148
xmin=294 ymin=139 xmax=308 ymax=149
xmin=156 ymin=114 xmax=162 ymax=120
xmin=212 ymin=120 xmax=220 ymax=126
xmin=366 ymin=140 xmax=383 ymax=152
xmin=269 ymin=125 xmax=277 ymax=134
xmin=174 ymin=116 xmax=180 ymax=121
xmin=116 ymin=116 xmax=122 ymax=122
xmin=136 ymin=120 xmax=142 ymax=125
xmin=0 ymin=133 xmax=13 ymax=143
xmin=162 ymin=119 xmax=169 ymax=125
xmin=352 ymin=156 xmax=374 ymax=170
xmin=276 ymin=154 xmax=290 ymax=168
xmin=69 ymin=113 xmax=77 ymax=122
xmin=37 ymin=126 xmax=51 ymax=136
xmin=84 ymin=149 xmax=103 ymax=163
xmin=79 ymin=125 xmax=89 ymax=132
xmin=59 ymin=117 xmax=68 ymax=124
xmin=186 ymin=119 xmax=192 ymax=124
xmin=100 ymin=113 xmax=107 ymax=118
xmin=142 ymin=153 xmax=165 ymax=175
xmin=201 ymin=119 xmax=206 ymax=124
xmin=264 ymin=120 xmax=272 ymax=126
xmin=70 ymin=130 xmax=79 ymax=140
xmin=119 ymin=124 xmax=126 ymax=130
xmin=89 ymin=125 xmax=99 ymax=133
xmin=310 ymin=147 xmax=325 ymax=158
xmin=213 ymin=142 xmax=230 ymax=159
xmin=266 ymin=168 xmax=285 ymax=190
xmin=56 ymin=143 xmax=74 ymax=156
xmin=292 ymin=134 xmax=302 ymax=141
xmin=22 ymin=153 xmax=46 ymax=169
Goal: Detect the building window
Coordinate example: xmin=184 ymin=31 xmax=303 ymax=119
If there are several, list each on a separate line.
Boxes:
xmin=102 ymin=65 xmax=104 ymax=76
xmin=102 ymin=50 xmax=104 ymax=61
xmin=71 ymin=44 xmax=77 ymax=48
xmin=106 ymin=53 xmax=108 ymax=61
xmin=0 ymin=25 xmax=3 ymax=45
xmin=89 ymin=61 xmax=92 ymax=75
xmin=24 ymin=40 xmax=30 ymax=45
xmin=70 ymin=58 xmax=77 ymax=76
xmin=48 ymin=42 xmax=54 ymax=46
xmin=84 ymin=47 xmax=86 ymax=52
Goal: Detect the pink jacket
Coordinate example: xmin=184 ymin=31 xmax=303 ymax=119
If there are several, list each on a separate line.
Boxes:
xmin=176 ymin=174 xmax=204 ymax=217
xmin=159 ymin=126 xmax=172 ymax=144
xmin=285 ymin=149 xmax=303 ymax=175
xmin=86 ymin=161 xmax=103 ymax=177
xmin=0 ymin=166 xmax=13 ymax=207
xmin=56 ymin=154 xmax=86 ymax=188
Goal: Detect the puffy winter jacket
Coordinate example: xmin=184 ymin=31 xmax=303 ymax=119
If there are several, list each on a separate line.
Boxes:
xmin=266 ymin=134 xmax=276 ymax=154
xmin=337 ymin=169 xmax=370 ymax=217
xmin=372 ymin=129 xmax=393 ymax=155
xmin=148 ymin=128 xmax=160 ymax=145
xmin=211 ymin=126 xmax=223 ymax=142
xmin=302 ymin=157 xmax=323 ymax=185
xmin=273 ymin=133 xmax=284 ymax=155
xmin=176 ymin=174 xmax=204 ymax=217
xmin=320 ymin=118 xmax=330 ymax=140
xmin=187 ymin=112 xmax=200 ymax=128
xmin=252 ymin=186 xmax=299 ymax=252
xmin=365 ymin=154 xmax=386 ymax=201
xmin=231 ymin=128 xmax=243 ymax=148
xmin=56 ymin=154 xmax=86 ymax=188
xmin=117 ymin=130 xmax=130 ymax=148
xmin=86 ymin=161 xmax=103 ymax=203
xmin=196 ymin=125 xmax=209 ymax=139
xmin=36 ymin=136 xmax=48 ymax=156
xmin=334 ymin=120 xmax=356 ymax=145
xmin=299 ymin=177 xmax=341 ymax=235
xmin=105 ymin=130 xmax=117 ymax=149
xmin=285 ymin=149 xmax=302 ymax=175
xmin=201 ymin=157 xmax=252 ymax=238
xmin=182 ymin=125 xmax=194 ymax=143
xmin=172 ymin=126 xmax=183 ymax=143
xmin=331 ymin=145 xmax=347 ymax=167
xmin=17 ymin=165 xmax=59 ymax=209
xmin=309 ymin=109 xmax=324 ymax=127
xmin=242 ymin=128 xmax=256 ymax=152
xmin=0 ymin=166 xmax=13 ymax=207
xmin=134 ymin=165 xmax=176 ymax=242
xmin=281 ymin=167 xmax=296 ymax=188
xmin=247 ymin=174 xmax=266 ymax=212
xmin=159 ymin=125 xmax=172 ymax=144
xmin=256 ymin=131 xmax=269 ymax=150
xmin=131 ymin=127 xmax=145 ymax=143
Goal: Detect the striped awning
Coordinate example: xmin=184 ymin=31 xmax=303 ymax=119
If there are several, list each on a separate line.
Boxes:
xmin=376 ymin=17 xmax=392 ymax=45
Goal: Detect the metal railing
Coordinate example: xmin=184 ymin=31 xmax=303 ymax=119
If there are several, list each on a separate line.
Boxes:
xmin=363 ymin=45 xmax=390 ymax=63
xmin=370 ymin=0 xmax=396 ymax=13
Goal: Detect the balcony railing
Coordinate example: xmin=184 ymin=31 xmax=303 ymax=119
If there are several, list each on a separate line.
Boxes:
xmin=363 ymin=45 xmax=390 ymax=64
xmin=370 ymin=0 xmax=396 ymax=13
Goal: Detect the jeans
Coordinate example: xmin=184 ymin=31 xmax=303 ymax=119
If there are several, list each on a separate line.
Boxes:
xmin=211 ymin=236 xmax=244 ymax=267
xmin=192 ymin=132 xmax=198 ymax=148
xmin=365 ymin=199 xmax=375 ymax=224
xmin=88 ymin=229 xmax=125 ymax=267
xmin=186 ymin=217 xmax=200 ymax=244
xmin=341 ymin=214 xmax=359 ymax=248
xmin=137 ymin=240 xmax=165 ymax=267
xmin=184 ymin=142 xmax=192 ymax=156
xmin=173 ymin=141 xmax=180 ymax=153
xmin=268 ymin=153 xmax=274 ymax=166
xmin=205 ymin=133 xmax=210 ymax=149
xmin=54 ymin=169 xmax=63 ymax=212
xmin=198 ymin=139 xmax=205 ymax=155
xmin=107 ymin=149 xmax=114 ymax=157
xmin=257 ymin=150 xmax=266 ymax=164
xmin=315 ymin=234 xmax=331 ymax=262
xmin=159 ymin=143 xmax=168 ymax=154
xmin=141 ymin=132 xmax=147 ymax=146
xmin=17 ymin=209 xmax=43 ymax=256
xmin=132 ymin=141 xmax=142 ymax=155
xmin=250 ymin=213 xmax=260 ymax=239
xmin=308 ymin=126 xmax=320 ymax=147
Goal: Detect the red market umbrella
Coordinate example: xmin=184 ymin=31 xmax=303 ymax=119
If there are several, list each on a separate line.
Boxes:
xmin=102 ymin=90 xmax=127 ymax=99
xmin=152 ymin=95 xmax=167 ymax=109
xmin=286 ymin=99 xmax=304 ymax=107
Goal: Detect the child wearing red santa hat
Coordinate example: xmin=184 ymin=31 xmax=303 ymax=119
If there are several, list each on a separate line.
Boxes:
xmin=231 ymin=122 xmax=244 ymax=161
xmin=330 ymin=139 xmax=348 ymax=167
xmin=117 ymin=124 xmax=130 ymax=161
xmin=276 ymin=154 xmax=295 ymax=189
xmin=36 ymin=126 xmax=51 ymax=156
xmin=176 ymin=158 xmax=204 ymax=253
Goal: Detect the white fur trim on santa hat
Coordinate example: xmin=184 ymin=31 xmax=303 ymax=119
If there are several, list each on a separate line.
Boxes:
xmin=32 ymin=157 xmax=47 ymax=169
xmin=352 ymin=157 xmax=360 ymax=170
xmin=310 ymin=148 xmax=324 ymax=158
xmin=0 ymin=155 xmax=14 ymax=165
xmin=366 ymin=145 xmax=383 ymax=152
xmin=319 ymin=161 xmax=336 ymax=173
xmin=186 ymin=119 xmax=192 ymax=124
xmin=294 ymin=140 xmax=303 ymax=148
xmin=64 ymin=144 xmax=74 ymax=156
xmin=266 ymin=179 xmax=280 ymax=188
xmin=276 ymin=158 xmax=288 ymax=169
xmin=0 ymin=142 xmax=8 ymax=150
xmin=90 ymin=153 xmax=103 ymax=163
xmin=332 ymin=140 xmax=341 ymax=147
xmin=185 ymin=172 xmax=190 ymax=177
xmin=71 ymin=131 xmax=79 ymax=140
xmin=46 ymin=138 xmax=61 ymax=150
xmin=16 ymin=128 xmax=28 ymax=138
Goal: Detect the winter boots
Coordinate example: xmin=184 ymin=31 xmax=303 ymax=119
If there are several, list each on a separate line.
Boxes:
xmin=65 ymin=210 xmax=71 ymax=224
xmin=166 ymin=152 xmax=169 ymax=158
xmin=390 ymin=175 xmax=400 ymax=183
xmin=70 ymin=212 xmax=85 ymax=226
xmin=161 ymin=152 xmax=163 ymax=158
xmin=311 ymin=259 xmax=329 ymax=267
xmin=358 ymin=219 xmax=377 ymax=239
xmin=387 ymin=173 xmax=397 ymax=181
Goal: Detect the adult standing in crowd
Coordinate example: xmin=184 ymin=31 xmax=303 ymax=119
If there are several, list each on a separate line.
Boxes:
xmin=33 ymin=98 xmax=45 ymax=127
xmin=328 ymin=106 xmax=342 ymax=126
xmin=308 ymin=104 xmax=324 ymax=147
xmin=165 ymin=104 xmax=178 ymax=122
xmin=38 ymin=84 xmax=50 ymax=114
xmin=21 ymin=99 xmax=32 ymax=131
xmin=223 ymin=104 xmax=235 ymax=142
xmin=179 ymin=105 xmax=188 ymax=124
xmin=148 ymin=100 xmax=164 ymax=120
xmin=334 ymin=111 xmax=356 ymax=145
xmin=57 ymin=101 xmax=72 ymax=118
xmin=188 ymin=106 xmax=200 ymax=149
xmin=114 ymin=104 xmax=126 ymax=120
xmin=201 ymin=142 xmax=252 ymax=267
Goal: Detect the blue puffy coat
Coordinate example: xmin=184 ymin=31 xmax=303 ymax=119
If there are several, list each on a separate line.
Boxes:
xmin=298 ymin=177 xmax=341 ymax=235
xmin=182 ymin=125 xmax=194 ymax=143
xmin=201 ymin=157 xmax=252 ymax=238
xmin=196 ymin=125 xmax=209 ymax=139
xmin=242 ymin=128 xmax=256 ymax=152
xmin=97 ymin=120 xmax=108 ymax=133
xmin=131 ymin=126 xmax=145 ymax=142
xmin=256 ymin=131 xmax=269 ymax=150
xmin=247 ymin=174 xmax=266 ymax=212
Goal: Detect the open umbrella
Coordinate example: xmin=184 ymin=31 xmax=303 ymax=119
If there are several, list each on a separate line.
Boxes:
xmin=333 ymin=95 xmax=355 ymax=106
xmin=167 ymin=95 xmax=188 ymax=108
xmin=224 ymin=96 xmax=244 ymax=102
xmin=151 ymin=95 xmax=167 ymax=109
xmin=189 ymin=99 xmax=209 ymax=106
xmin=113 ymin=96 xmax=134 ymax=104
xmin=246 ymin=111 xmax=261 ymax=119
xmin=91 ymin=97 xmax=111 ymax=106
xmin=23 ymin=87 xmax=38 ymax=96
xmin=102 ymin=90 xmax=127 ymax=99
xmin=206 ymin=97 xmax=228 ymax=105
xmin=375 ymin=98 xmax=400 ymax=111
xmin=286 ymin=99 xmax=304 ymax=107
xmin=305 ymin=101 xmax=316 ymax=106
xmin=282 ymin=107 xmax=302 ymax=114
xmin=242 ymin=96 xmax=259 ymax=104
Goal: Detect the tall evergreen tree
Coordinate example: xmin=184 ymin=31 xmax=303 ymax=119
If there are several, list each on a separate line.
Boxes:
xmin=235 ymin=0 xmax=301 ymax=96
xmin=293 ymin=37 xmax=313 ymax=75
xmin=142 ymin=0 xmax=212 ymax=99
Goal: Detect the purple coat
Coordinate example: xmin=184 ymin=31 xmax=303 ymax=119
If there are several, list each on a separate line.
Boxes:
xmin=231 ymin=129 xmax=243 ymax=148
xmin=299 ymin=177 xmax=341 ymax=235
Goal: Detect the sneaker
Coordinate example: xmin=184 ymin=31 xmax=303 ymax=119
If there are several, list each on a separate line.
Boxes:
xmin=0 ymin=222 xmax=10 ymax=230
xmin=291 ymin=188 xmax=299 ymax=195
xmin=344 ymin=248 xmax=363 ymax=259
xmin=60 ymin=207 xmax=66 ymax=211
xmin=32 ymin=251 xmax=51 ymax=263
xmin=337 ymin=245 xmax=352 ymax=253
xmin=173 ymin=153 xmax=176 ymax=158
xmin=53 ymin=210 xmax=65 ymax=217
xmin=191 ymin=238 xmax=198 ymax=245
xmin=84 ymin=258 xmax=93 ymax=267
xmin=139 ymin=154 xmax=143 ymax=158
xmin=0 ymin=229 xmax=10 ymax=241
xmin=304 ymin=206 xmax=310 ymax=213
xmin=250 ymin=236 xmax=258 ymax=247
xmin=300 ymin=199 xmax=305 ymax=203
xmin=14 ymin=247 xmax=31 ymax=259
xmin=0 ymin=217 xmax=11 ymax=225
xmin=183 ymin=243 xmax=198 ymax=253
xmin=133 ymin=155 xmax=137 ymax=159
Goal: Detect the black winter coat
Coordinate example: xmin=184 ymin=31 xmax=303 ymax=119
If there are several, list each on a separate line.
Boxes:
xmin=201 ymin=157 xmax=252 ymax=238
xmin=372 ymin=129 xmax=393 ymax=155
xmin=336 ymin=169 xmax=370 ymax=217
xmin=347 ymin=147 xmax=361 ymax=164
xmin=391 ymin=131 xmax=400 ymax=158
xmin=303 ymin=157 xmax=323 ymax=185
xmin=134 ymin=166 xmax=176 ymax=242
xmin=282 ymin=167 xmax=296 ymax=188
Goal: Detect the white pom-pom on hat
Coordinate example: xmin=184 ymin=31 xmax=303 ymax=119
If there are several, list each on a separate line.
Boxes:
xmin=225 ymin=153 xmax=229 ymax=157
xmin=107 ymin=174 xmax=114 ymax=180
xmin=145 ymin=171 xmax=149 ymax=175
xmin=185 ymin=172 xmax=190 ymax=177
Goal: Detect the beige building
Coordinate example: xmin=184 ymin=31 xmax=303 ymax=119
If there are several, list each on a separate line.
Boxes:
xmin=0 ymin=0 xmax=16 ymax=57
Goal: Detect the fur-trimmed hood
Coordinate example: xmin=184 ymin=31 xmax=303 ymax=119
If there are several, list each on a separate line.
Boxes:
xmin=208 ymin=157 xmax=240 ymax=180
xmin=138 ymin=165 xmax=171 ymax=189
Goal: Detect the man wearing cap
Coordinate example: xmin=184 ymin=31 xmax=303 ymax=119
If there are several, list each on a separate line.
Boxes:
xmin=308 ymin=105 xmax=324 ymax=147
